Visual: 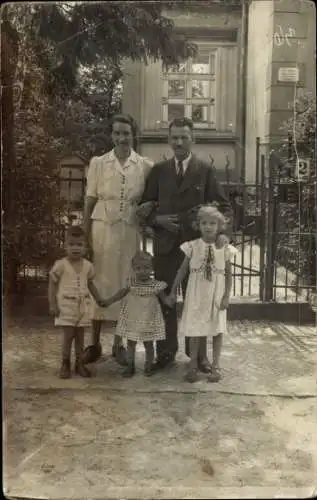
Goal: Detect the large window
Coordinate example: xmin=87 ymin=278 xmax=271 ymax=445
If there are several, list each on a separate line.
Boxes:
xmin=162 ymin=46 xmax=217 ymax=129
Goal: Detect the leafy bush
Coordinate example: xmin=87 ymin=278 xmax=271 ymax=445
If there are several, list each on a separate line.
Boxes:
xmin=277 ymin=91 xmax=316 ymax=288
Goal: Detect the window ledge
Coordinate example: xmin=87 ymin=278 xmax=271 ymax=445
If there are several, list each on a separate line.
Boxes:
xmin=140 ymin=130 xmax=237 ymax=144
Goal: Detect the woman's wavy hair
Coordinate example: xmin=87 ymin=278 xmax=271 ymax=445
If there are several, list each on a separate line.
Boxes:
xmin=110 ymin=113 xmax=139 ymax=141
xmin=191 ymin=202 xmax=228 ymax=232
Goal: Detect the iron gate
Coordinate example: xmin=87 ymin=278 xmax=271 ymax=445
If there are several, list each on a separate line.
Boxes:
xmin=15 ymin=138 xmax=316 ymax=309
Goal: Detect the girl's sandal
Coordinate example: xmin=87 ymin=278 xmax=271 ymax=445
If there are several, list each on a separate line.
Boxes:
xmin=185 ymin=369 xmax=199 ymax=383
xmin=208 ymin=367 xmax=222 ymax=383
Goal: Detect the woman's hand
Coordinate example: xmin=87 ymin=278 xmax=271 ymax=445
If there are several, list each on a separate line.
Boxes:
xmin=219 ymin=294 xmax=229 ymax=310
xmin=136 ymin=201 xmax=155 ymax=219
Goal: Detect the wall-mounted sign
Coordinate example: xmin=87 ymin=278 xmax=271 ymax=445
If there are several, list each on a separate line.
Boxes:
xmin=295 ymin=159 xmax=310 ymax=180
xmin=278 ymin=67 xmax=299 ymax=83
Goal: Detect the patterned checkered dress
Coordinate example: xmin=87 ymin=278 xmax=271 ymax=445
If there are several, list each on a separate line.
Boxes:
xmin=116 ymin=278 xmax=167 ymax=342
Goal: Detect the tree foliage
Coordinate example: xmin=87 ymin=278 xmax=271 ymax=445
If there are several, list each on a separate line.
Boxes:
xmin=2 ymin=2 xmax=196 ymax=294
xmin=278 ymin=90 xmax=316 ymax=287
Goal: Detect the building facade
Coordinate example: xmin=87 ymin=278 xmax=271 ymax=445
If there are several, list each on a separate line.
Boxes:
xmin=122 ymin=0 xmax=315 ymax=182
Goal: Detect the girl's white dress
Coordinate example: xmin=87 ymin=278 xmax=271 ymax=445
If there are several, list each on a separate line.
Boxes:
xmin=179 ymin=239 xmax=234 ymax=338
xmin=50 ymin=258 xmax=95 ymax=327
xmin=86 ymin=149 xmax=153 ymax=322
xmin=116 ymin=278 xmax=167 ymax=342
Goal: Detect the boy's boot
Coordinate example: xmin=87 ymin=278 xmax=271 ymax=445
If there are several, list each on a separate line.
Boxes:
xmin=59 ymin=358 xmax=71 ymax=379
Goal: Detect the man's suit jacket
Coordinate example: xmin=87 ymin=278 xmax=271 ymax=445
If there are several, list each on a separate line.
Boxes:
xmin=141 ymin=154 xmax=232 ymax=255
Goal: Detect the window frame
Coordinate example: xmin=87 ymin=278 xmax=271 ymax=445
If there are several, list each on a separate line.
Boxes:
xmin=161 ymin=44 xmax=218 ymax=129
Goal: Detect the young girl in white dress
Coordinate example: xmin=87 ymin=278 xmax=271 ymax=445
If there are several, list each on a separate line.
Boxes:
xmin=48 ymin=226 xmax=106 ymax=379
xmin=103 ymin=251 xmax=170 ymax=378
xmin=168 ymin=205 xmax=235 ymax=383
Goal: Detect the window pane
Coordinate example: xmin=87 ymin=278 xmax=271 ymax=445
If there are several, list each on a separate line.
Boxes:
xmin=168 ymin=62 xmax=186 ymax=73
xmin=168 ymin=79 xmax=185 ymax=98
xmin=168 ymin=104 xmax=185 ymax=121
xmin=192 ymin=54 xmax=209 ymax=74
xmin=192 ymin=105 xmax=208 ymax=123
xmin=192 ymin=80 xmax=209 ymax=99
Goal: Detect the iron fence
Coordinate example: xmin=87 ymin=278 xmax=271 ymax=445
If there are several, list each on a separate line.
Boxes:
xmin=14 ymin=138 xmax=316 ymax=306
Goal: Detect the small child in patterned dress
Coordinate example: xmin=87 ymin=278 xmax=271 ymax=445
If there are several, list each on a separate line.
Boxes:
xmin=48 ymin=226 xmax=106 ymax=379
xmin=102 ymin=251 xmax=170 ymax=378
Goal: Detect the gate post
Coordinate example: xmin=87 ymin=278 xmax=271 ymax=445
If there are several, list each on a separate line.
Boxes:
xmin=259 ymin=154 xmax=266 ymax=301
xmin=264 ymin=152 xmax=277 ymax=301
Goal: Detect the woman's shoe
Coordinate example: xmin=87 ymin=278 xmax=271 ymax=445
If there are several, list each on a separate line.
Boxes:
xmin=82 ymin=343 xmax=102 ymax=364
xmin=59 ymin=359 xmax=71 ymax=379
xmin=122 ymin=364 xmax=135 ymax=378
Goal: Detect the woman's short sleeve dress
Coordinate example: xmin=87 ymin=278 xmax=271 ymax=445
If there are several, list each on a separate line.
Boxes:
xmin=50 ymin=258 xmax=95 ymax=327
xmin=179 ymin=239 xmax=231 ymax=338
xmin=116 ymin=279 xmax=167 ymax=342
xmin=86 ymin=149 xmax=153 ymax=322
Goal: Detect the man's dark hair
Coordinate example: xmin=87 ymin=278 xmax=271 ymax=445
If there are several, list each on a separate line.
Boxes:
xmin=168 ymin=117 xmax=194 ymax=133
xmin=66 ymin=225 xmax=85 ymax=240
xmin=111 ymin=113 xmax=137 ymax=136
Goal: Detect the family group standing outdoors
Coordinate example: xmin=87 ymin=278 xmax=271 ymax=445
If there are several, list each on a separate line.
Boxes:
xmin=49 ymin=113 xmax=235 ymax=383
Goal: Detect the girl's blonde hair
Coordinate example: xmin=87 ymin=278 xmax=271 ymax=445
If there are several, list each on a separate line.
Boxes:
xmin=193 ymin=203 xmax=228 ymax=232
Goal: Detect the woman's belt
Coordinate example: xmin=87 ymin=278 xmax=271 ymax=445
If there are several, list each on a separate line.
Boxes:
xmin=91 ymin=200 xmax=139 ymax=225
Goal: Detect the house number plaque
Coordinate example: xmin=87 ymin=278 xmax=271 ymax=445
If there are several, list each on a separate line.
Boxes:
xmin=278 ymin=67 xmax=299 ymax=83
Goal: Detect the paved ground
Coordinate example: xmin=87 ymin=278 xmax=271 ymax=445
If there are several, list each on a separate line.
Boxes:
xmin=3 ymin=317 xmax=317 ymax=499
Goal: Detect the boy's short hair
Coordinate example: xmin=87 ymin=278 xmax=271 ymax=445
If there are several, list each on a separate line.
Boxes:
xmin=168 ymin=117 xmax=194 ymax=133
xmin=66 ymin=225 xmax=85 ymax=240
xmin=131 ymin=250 xmax=153 ymax=267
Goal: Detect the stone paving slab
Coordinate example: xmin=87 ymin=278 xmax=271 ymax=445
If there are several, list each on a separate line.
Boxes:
xmin=3 ymin=319 xmax=317 ymax=498
xmin=3 ymin=388 xmax=317 ymax=498
xmin=3 ymin=320 xmax=316 ymax=397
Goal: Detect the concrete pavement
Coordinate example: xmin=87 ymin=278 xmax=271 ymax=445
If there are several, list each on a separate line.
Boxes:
xmin=3 ymin=317 xmax=317 ymax=498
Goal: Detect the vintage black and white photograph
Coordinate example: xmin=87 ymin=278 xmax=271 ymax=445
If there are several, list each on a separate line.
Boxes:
xmin=2 ymin=0 xmax=316 ymax=498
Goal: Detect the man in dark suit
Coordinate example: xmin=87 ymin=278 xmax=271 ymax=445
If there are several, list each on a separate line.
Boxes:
xmin=140 ymin=117 xmax=232 ymax=371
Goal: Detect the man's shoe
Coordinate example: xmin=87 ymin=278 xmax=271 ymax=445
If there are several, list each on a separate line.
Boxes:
xmin=144 ymin=362 xmax=155 ymax=377
xmin=122 ymin=364 xmax=135 ymax=378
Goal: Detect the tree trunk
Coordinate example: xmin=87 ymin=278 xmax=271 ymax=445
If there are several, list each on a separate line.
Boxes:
xmin=1 ymin=19 xmax=20 ymax=300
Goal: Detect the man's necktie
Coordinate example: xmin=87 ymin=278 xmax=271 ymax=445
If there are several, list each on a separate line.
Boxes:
xmin=205 ymin=245 xmax=214 ymax=281
xmin=176 ymin=160 xmax=184 ymax=186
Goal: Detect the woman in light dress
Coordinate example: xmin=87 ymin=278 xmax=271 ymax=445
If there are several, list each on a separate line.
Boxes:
xmin=82 ymin=114 xmax=153 ymax=365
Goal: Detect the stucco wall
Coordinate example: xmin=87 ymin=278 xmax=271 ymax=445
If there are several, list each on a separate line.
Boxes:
xmin=245 ymin=0 xmax=274 ymax=183
xmin=140 ymin=142 xmax=237 ymax=182
xmin=245 ymin=0 xmax=316 ymax=182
